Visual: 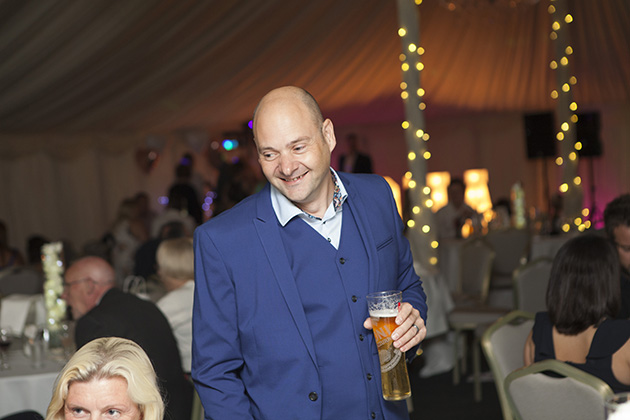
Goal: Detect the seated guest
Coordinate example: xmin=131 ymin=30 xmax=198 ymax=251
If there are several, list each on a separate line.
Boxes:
xmin=46 ymin=337 xmax=163 ymax=420
xmin=156 ymin=237 xmax=194 ymax=373
xmin=0 ymin=220 xmax=24 ymax=271
xmin=61 ymin=256 xmax=192 ymax=420
xmin=134 ymin=221 xmax=187 ymax=281
xmin=604 ymin=193 xmax=630 ymax=319
xmin=524 ymin=235 xmax=630 ymax=393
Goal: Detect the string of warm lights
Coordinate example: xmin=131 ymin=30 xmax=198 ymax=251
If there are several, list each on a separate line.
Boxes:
xmin=548 ymin=0 xmax=587 ymax=233
xmin=396 ymin=0 xmax=439 ymax=270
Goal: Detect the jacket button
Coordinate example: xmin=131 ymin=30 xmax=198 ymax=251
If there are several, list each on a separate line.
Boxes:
xmin=339 ymin=257 xmax=346 ymax=264
xmin=359 ymin=334 xmax=364 ymax=341
xmin=367 ymin=373 xmax=373 ymax=380
xmin=309 ymin=392 xmax=318 ymax=401
xmin=351 ymin=295 xmax=357 ymax=302
xmin=371 ymin=412 xmax=376 ymax=419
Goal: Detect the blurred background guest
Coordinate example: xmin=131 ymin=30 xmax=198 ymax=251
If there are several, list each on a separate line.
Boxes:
xmin=134 ymin=221 xmax=187 ymax=282
xmin=110 ymin=197 xmax=149 ymax=285
xmin=156 ymin=237 xmax=194 ymax=373
xmin=61 ymin=256 xmax=192 ymax=420
xmin=338 ymin=132 xmax=373 ymax=174
xmin=166 ymin=163 xmax=203 ymax=226
xmin=604 ymin=193 xmax=630 ymax=319
xmin=46 ymin=337 xmax=164 ymax=420
xmin=435 ymin=178 xmax=475 ymax=239
xmin=180 ymin=152 xmax=209 ymax=203
xmin=26 ymin=235 xmax=49 ymax=274
xmin=214 ymin=155 xmax=261 ymax=216
xmin=524 ymin=235 xmax=630 ymax=393
xmin=0 ymin=220 xmax=25 ymax=271
xmin=151 ymin=188 xmax=197 ymax=239
xmin=134 ymin=191 xmax=157 ymax=236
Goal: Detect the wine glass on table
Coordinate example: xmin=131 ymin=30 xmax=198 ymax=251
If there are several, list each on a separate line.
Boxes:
xmin=0 ymin=327 xmax=13 ymax=370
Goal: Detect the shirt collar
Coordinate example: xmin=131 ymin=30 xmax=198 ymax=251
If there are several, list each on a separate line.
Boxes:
xmin=270 ymin=168 xmax=348 ymax=226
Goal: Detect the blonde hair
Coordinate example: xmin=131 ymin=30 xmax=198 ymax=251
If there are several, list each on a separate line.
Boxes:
xmin=156 ymin=237 xmax=194 ymax=280
xmin=46 ymin=337 xmax=164 ymax=420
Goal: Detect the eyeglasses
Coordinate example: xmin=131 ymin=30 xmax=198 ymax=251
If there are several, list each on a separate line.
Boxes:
xmin=62 ymin=277 xmax=91 ymax=289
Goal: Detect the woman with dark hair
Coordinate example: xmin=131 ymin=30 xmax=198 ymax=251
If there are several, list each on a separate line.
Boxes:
xmin=523 ymin=234 xmax=630 ymax=392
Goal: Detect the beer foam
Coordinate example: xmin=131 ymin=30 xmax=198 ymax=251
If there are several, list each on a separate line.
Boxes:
xmin=370 ymin=309 xmax=398 ymax=318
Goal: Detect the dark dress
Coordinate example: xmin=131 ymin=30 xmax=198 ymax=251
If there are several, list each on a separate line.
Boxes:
xmin=532 ymin=312 xmax=630 ymax=393
xmin=618 ymin=268 xmax=630 ymax=319
xmin=75 ymin=288 xmax=193 ymax=420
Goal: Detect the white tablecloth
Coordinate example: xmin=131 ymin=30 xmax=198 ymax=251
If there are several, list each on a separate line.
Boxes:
xmin=0 ymin=345 xmax=64 ymax=417
xmin=415 ymin=263 xmax=456 ymax=377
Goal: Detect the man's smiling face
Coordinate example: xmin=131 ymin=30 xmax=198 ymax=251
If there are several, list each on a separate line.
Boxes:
xmin=253 ymin=88 xmax=336 ymax=217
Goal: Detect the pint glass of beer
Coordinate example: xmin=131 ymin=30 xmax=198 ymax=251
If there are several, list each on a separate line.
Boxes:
xmin=366 ymin=290 xmax=411 ymax=401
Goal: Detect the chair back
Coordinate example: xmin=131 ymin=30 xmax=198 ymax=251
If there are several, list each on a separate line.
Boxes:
xmin=458 ymin=238 xmax=495 ymax=303
xmin=485 ymin=228 xmax=531 ymax=276
xmin=481 ymin=310 xmax=535 ymax=420
xmin=512 ymin=257 xmax=553 ymax=313
xmin=505 ymin=359 xmax=614 ymax=420
xmin=190 ymin=387 xmax=204 ymax=420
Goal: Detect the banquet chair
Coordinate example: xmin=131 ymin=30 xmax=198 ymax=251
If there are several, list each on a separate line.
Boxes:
xmin=481 ymin=310 xmax=535 ymax=420
xmin=512 ymin=257 xmax=553 ymax=313
xmin=191 ymin=387 xmax=204 ymax=420
xmin=505 ymin=359 xmax=613 ymax=420
xmin=484 ymin=228 xmax=531 ymax=309
xmin=448 ymin=237 xmax=508 ymax=402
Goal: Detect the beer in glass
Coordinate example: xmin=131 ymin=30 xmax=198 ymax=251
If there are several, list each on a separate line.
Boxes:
xmin=366 ymin=290 xmax=411 ymax=401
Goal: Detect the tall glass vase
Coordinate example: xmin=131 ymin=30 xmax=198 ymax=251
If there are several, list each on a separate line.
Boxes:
xmin=41 ymin=242 xmax=68 ymax=354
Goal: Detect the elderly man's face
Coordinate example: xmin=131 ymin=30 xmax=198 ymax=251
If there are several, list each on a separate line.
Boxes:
xmin=61 ymin=265 xmax=97 ymax=320
xmin=254 ymin=94 xmax=336 ymax=217
xmin=613 ymin=224 xmax=630 ymax=272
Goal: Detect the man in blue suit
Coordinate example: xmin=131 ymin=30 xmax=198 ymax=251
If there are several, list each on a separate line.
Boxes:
xmin=192 ymin=86 xmax=427 ymax=419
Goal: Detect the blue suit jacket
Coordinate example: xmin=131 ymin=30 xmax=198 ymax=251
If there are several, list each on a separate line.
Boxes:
xmin=192 ymin=173 xmax=427 ymax=419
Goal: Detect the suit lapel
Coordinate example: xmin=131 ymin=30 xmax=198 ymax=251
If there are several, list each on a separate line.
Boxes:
xmin=340 ymin=175 xmax=379 ymax=292
xmin=253 ymin=186 xmax=318 ymax=367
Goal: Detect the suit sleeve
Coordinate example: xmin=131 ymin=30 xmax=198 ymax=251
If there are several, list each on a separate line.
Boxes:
xmin=380 ymin=176 xmax=428 ymax=361
xmin=192 ymin=227 xmax=254 ymax=420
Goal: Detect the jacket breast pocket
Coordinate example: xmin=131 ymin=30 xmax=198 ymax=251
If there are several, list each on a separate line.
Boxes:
xmin=376 ymin=236 xmax=394 ymax=250
xmin=375 ymin=235 xmax=397 ymax=287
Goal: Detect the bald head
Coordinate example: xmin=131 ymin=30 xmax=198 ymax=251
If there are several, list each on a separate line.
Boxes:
xmin=62 ymin=256 xmax=116 ymax=320
xmin=68 ymin=256 xmax=116 ymax=285
xmin=253 ymin=86 xmax=323 ymax=140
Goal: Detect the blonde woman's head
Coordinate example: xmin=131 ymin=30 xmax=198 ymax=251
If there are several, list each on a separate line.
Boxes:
xmin=157 ymin=237 xmax=194 ymax=281
xmin=46 ymin=337 xmax=164 ymax=420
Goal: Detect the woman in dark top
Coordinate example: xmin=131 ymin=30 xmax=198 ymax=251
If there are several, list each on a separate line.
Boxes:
xmin=524 ymin=234 xmax=630 ymax=393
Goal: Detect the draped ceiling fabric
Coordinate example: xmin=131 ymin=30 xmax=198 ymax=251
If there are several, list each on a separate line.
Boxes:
xmin=0 ymin=0 xmax=629 ymax=155
xmin=0 ymin=0 xmax=629 ymax=256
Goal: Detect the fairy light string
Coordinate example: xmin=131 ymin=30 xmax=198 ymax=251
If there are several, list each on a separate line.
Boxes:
xmin=549 ymin=0 xmax=586 ymax=232
xmin=396 ymin=0 xmax=438 ymax=270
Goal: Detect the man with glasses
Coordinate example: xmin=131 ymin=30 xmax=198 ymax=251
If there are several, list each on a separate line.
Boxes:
xmin=604 ymin=194 xmax=630 ymax=319
xmin=62 ymin=256 xmax=193 ymax=420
